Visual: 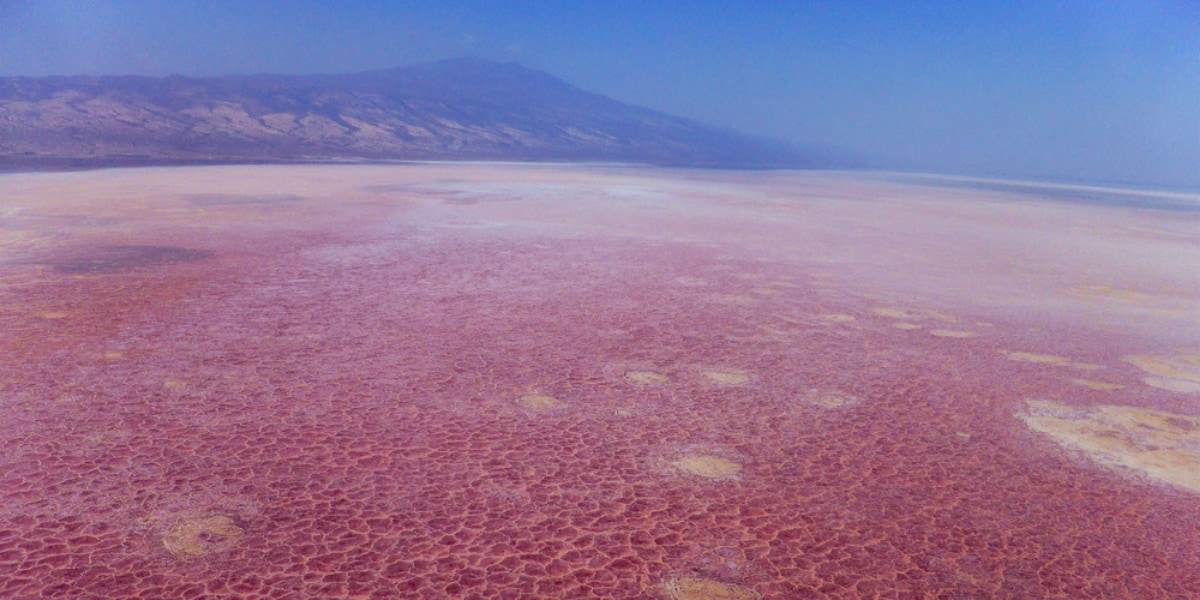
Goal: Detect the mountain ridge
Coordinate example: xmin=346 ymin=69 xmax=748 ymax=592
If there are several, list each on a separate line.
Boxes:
xmin=0 ymin=58 xmax=825 ymax=170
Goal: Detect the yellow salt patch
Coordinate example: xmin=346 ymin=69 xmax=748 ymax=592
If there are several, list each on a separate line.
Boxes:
xmin=930 ymin=329 xmax=975 ymax=338
xmin=872 ymin=307 xmax=914 ymax=319
xmin=38 ymin=311 xmax=68 ymax=319
xmin=518 ymin=394 xmax=563 ymax=410
xmin=1071 ymin=378 xmax=1125 ymax=391
xmin=703 ymin=370 xmax=751 ymax=385
xmin=815 ymin=396 xmax=850 ymax=408
xmin=1005 ymin=352 xmax=1068 ymax=365
xmin=663 ymin=577 xmax=759 ymax=600
xmin=163 ymin=380 xmax=187 ymax=390
xmin=1123 ymin=355 xmax=1200 ymax=386
xmin=626 ymin=371 xmax=669 ymax=385
xmin=673 ymin=455 xmax=742 ymax=479
xmin=1144 ymin=377 xmax=1200 ymax=394
xmin=1002 ymin=351 xmax=1102 ymax=370
xmin=820 ymin=313 xmax=855 ymax=323
xmin=893 ymin=323 xmax=920 ymax=330
xmin=734 ymin=273 xmax=765 ymax=281
xmin=873 ymin=306 xmax=958 ymax=322
xmin=1018 ymin=400 xmax=1200 ymax=493
xmin=749 ymin=287 xmax=779 ymax=296
xmin=801 ymin=391 xmax=858 ymax=409
xmin=161 ymin=512 xmax=245 ymax=558
xmin=102 ymin=351 xmax=124 ymax=360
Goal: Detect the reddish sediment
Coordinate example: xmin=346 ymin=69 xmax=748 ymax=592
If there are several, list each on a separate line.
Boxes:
xmin=2 ymin=165 xmax=1200 ymax=598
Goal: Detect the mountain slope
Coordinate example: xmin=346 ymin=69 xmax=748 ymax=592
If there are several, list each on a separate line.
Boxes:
xmin=0 ymin=58 xmax=815 ymax=169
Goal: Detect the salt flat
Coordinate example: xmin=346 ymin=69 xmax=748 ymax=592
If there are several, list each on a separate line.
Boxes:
xmin=2 ymin=164 xmax=1199 ymax=597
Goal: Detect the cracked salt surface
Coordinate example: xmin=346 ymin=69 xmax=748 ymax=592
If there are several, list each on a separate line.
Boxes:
xmin=2 ymin=164 xmax=1200 ymax=598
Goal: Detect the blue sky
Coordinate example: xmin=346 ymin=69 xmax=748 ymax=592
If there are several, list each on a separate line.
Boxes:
xmin=1 ymin=1 xmax=1197 ymax=189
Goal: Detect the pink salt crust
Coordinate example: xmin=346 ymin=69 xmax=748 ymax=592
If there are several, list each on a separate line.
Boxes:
xmin=1 ymin=165 xmax=1199 ymax=598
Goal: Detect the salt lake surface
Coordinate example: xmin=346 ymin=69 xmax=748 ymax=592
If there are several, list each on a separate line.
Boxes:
xmin=2 ymin=164 xmax=1199 ymax=598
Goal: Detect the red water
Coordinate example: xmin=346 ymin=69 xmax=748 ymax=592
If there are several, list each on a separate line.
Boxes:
xmin=2 ymin=167 xmax=1199 ymax=599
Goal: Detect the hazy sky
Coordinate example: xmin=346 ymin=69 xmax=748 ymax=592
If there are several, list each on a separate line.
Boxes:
xmin=1 ymin=1 xmax=1197 ymax=189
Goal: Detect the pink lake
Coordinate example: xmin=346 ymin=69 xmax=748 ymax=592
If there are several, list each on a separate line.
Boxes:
xmin=2 ymin=164 xmax=1199 ymax=598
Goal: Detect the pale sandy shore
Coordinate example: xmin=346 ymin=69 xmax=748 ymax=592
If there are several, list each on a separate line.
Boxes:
xmin=4 ymin=163 xmax=1197 ymax=339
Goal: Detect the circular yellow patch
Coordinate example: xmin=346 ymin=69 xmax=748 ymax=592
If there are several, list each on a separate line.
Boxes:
xmin=518 ymin=394 xmax=562 ymax=410
xmin=663 ymin=577 xmax=759 ymax=600
xmin=930 ymin=329 xmax=975 ymax=338
xmin=673 ymin=455 xmax=742 ymax=479
xmin=161 ymin=513 xmax=244 ymax=558
xmin=626 ymin=371 xmax=669 ymax=385
xmin=703 ymin=370 xmax=750 ymax=385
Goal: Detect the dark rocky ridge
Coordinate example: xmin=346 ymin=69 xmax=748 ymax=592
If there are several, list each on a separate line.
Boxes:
xmin=0 ymin=58 xmax=823 ymax=170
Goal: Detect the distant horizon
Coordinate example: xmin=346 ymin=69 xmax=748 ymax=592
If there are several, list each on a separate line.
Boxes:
xmin=8 ymin=56 xmax=1191 ymax=194
xmin=4 ymin=155 xmax=1198 ymax=198
xmin=0 ymin=55 xmax=1191 ymax=193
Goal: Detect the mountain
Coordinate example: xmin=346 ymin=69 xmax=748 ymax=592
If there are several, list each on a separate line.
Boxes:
xmin=0 ymin=58 xmax=822 ymax=170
